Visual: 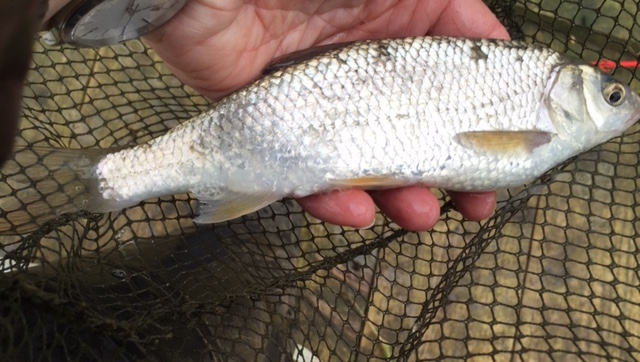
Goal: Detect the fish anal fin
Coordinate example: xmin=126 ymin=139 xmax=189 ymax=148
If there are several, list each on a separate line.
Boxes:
xmin=192 ymin=191 xmax=281 ymax=224
xmin=327 ymin=176 xmax=406 ymax=190
xmin=262 ymin=41 xmax=356 ymax=76
xmin=454 ymin=131 xmax=553 ymax=154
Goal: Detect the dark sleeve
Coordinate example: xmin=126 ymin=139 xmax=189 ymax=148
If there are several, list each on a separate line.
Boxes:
xmin=0 ymin=0 xmax=47 ymax=166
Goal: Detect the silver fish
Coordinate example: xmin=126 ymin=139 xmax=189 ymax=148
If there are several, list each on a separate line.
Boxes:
xmin=2 ymin=36 xmax=639 ymax=233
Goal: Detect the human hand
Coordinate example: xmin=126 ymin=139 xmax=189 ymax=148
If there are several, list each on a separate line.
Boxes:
xmin=144 ymin=0 xmax=509 ymax=231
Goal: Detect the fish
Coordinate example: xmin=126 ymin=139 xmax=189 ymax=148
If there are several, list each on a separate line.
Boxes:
xmin=1 ymin=36 xmax=639 ymax=233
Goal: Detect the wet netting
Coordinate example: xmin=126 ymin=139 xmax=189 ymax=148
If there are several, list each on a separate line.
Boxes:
xmin=1 ymin=0 xmax=640 ymax=361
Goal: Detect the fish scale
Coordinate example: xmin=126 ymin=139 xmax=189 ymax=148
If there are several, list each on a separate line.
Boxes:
xmin=2 ymin=36 xmax=639 ymax=232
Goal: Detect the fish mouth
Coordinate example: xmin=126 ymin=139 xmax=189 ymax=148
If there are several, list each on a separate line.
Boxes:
xmin=626 ymin=91 xmax=640 ymax=128
xmin=627 ymin=108 xmax=640 ymax=128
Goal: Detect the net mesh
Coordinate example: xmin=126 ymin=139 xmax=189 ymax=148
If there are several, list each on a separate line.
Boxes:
xmin=2 ymin=0 xmax=640 ymax=361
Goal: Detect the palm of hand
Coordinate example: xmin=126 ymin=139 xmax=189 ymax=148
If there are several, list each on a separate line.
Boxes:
xmin=145 ymin=0 xmax=509 ymax=230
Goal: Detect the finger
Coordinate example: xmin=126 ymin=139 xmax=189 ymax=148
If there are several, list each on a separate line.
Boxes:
xmin=429 ymin=0 xmax=510 ymax=40
xmin=447 ymin=191 xmax=496 ymax=221
xmin=43 ymin=0 xmax=69 ymax=24
xmin=295 ymin=190 xmax=376 ymax=228
xmin=369 ymin=186 xmax=440 ymax=232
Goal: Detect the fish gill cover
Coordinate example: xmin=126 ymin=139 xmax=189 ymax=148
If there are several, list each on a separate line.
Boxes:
xmin=1 ymin=0 xmax=640 ymax=361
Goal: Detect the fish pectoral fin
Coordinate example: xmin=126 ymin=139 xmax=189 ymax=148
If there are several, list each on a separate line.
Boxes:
xmin=192 ymin=191 xmax=281 ymax=224
xmin=453 ymin=131 xmax=553 ymax=154
xmin=327 ymin=176 xmax=406 ymax=190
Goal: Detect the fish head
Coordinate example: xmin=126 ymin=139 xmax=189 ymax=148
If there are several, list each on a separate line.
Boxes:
xmin=543 ymin=63 xmax=640 ymax=148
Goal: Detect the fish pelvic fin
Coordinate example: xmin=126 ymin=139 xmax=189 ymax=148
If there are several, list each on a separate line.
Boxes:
xmin=327 ymin=176 xmax=408 ymax=189
xmin=192 ymin=189 xmax=281 ymax=224
xmin=453 ymin=131 xmax=553 ymax=154
xmin=0 ymin=146 xmax=127 ymax=234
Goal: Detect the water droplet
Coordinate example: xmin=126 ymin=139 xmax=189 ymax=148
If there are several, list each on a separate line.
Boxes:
xmin=115 ymin=228 xmax=126 ymax=241
xmin=110 ymin=269 xmax=126 ymax=279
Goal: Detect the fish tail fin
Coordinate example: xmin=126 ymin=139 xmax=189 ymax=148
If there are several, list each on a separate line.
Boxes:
xmin=0 ymin=146 xmax=123 ymax=234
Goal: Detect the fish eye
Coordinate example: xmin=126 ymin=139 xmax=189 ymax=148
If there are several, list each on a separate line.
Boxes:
xmin=603 ymin=82 xmax=626 ymax=106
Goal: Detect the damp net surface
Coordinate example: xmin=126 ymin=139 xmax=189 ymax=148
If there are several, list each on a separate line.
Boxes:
xmin=1 ymin=0 xmax=640 ymax=361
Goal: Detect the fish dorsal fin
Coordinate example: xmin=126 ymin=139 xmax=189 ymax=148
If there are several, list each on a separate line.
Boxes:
xmin=454 ymin=131 xmax=553 ymax=154
xmin=327 ymin=176 xmax=407 ymax=190
xmin=192 ymin=190 xmax=280 ymax=224
xmin=261 ymin=41 xmax=356 ymax=76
